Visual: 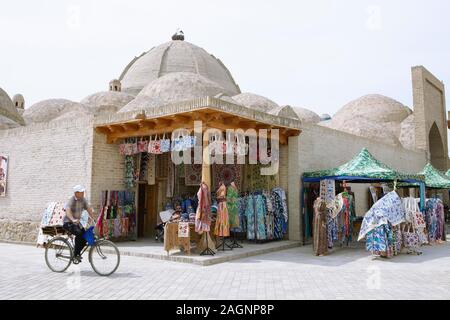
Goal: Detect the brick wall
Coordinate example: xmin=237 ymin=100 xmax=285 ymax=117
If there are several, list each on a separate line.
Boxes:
xmin=0 ymin=116 xmax=95 ymax=242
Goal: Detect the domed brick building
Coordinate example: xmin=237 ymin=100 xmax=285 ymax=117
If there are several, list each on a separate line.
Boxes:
xmin=0 ymin=34 xmax=447 ymax=244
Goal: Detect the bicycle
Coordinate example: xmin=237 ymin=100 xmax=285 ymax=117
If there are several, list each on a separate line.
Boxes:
xmin=44 ymin=217 xmax=120 ymax=276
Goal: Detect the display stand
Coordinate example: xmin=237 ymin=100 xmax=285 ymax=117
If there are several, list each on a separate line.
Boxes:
xmin=216 ymin=236 xmax=233 ymax=251
xmin=199 ymin=232 xmax=216 ymax=256
xmin=229 ymin=230 xmax=243 ymax=249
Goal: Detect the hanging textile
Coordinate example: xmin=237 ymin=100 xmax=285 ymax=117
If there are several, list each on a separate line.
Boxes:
xmin=245 ymin=195 xmax=256 ymax=240
xmin=195 ymin=182 xmax=212 ymax=233
xmin=402 ymin=197 xmax=427 ymax=245
xmin=238 ymin=197 xmax=247 ymax=234
xmin=185 ymin=164 xmax=202 ymax=186
xmin=166 ymin=160 xmax=175 ymax=198
xmin=313 ymin=198 xmax=328 ymax=256
xmin=243 ymin=163 xmax=278 ymax=192
xmin=319 ymin=179 xmax=335 ymax=204
xmin=147 ymin=154 xmax=156 ymax=185
xmin=264 ymin=190 xmax=274 ymax=240
xmin=214 ymin=184 xmax=230 ymax=237
xmin=227 ymin=185 xmax=240 ymax=230
xmin=124 ymin=155 xmax=135 ymax=189
xmin=254 ymin=193 xmax=267 ymax=240
xmin=358 ymin=191 xmax=405 ymax=241
xmin=213 ymin=163 xmax=243 ymax=190
xmin=271 ymin=187 xmax=288 ymax=237
xmin=365 ymin=223 xmax=394 ymax=258
xmin=425 ymin=198 xmax=445 ymax=243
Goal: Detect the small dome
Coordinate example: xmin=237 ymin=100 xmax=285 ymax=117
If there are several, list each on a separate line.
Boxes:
xmin=119 ymin=96 xmax=165 ymax=113
xmin=334 ymin=94 xmax=410 ymax=123
xmin=23 ymin=99 xmax=91 ymax=124
xmin=399 ymin=114 xmax=416 ymax=150
xmin=12 ymin=94 xmax=25 ymax=109
xmin=290 ymin=106 xmax=320 ymax=124
xmin=109 ymin=79 xmax=122 ymax=92
xmin=81 ymin=91 xmax=135 ymax=115
xmin=320 ymin=114 xmax=331 ymax=121
xmin=323 ymin=94 xmax=411 ymax=146
xmin=119 ymin=40 xmax=240 ymax=96
xmin=0 ymin=88 xmax=25 ymax=129
xmin=232 ymin=93 xmax=279 ymax=113
xmin=137 ymin=72 xmax=226 ymax=105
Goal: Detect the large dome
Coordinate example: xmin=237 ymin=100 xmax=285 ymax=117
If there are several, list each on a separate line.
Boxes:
xmin=232 ymin=92 xmax=279 ymax=113
xmin=81 ymin=91 xmax=135 ymax=115
xmin=137 ymin=72 xmax=226 ymax=105
xmin=0 ymin=88 xmax=24 ymax=129
xmin=23 ymin=99 xmax=91 ymax=124
xmin=119 ymin=40 xmax=241 ymax=96
xmin=323 ymin=94 xmax=412 ymax=146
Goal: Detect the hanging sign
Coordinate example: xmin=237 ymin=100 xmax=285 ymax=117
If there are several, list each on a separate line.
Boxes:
xmin=178 ymin=222 xmax=190 ymax=238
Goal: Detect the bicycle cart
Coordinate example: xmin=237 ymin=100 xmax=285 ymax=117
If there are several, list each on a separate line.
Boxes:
xmin=43 ymin=218 xmax=120 ymax=276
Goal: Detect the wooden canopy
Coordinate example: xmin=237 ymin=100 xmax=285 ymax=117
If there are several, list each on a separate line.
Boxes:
xmin=95 ymin=107 xmax=301 ymax=145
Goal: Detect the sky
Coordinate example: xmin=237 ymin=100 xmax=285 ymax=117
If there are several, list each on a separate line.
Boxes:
xmin=1 ymin=0 xmax=449 ymax=118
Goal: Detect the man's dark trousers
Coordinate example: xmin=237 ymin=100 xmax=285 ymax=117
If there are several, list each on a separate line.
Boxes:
xmin=63 ymin=222 xmax=87 ymax=256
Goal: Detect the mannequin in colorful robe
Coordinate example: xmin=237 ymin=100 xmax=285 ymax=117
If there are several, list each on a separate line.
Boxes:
xmin=214 ymin=182 xmax=230 ymax=237
xmin=195 ymin=182 xmax=212 ymax=233
xmin=313 ymin=197 xmax=328 ymax=256
xmin=227 ymin=182 xmax=240 ymax=231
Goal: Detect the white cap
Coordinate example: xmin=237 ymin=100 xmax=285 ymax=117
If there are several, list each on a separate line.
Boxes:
xmin=73 ymin=185 xmax=85 ymax=193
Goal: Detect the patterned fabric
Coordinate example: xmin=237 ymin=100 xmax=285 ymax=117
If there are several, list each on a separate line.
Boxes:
xmin=41 ymin=202 xmax=57 ymax=226
xmin=255 ymin=194 xmax=267 ymax=240
xmin=313 ymin=198 xmax=328 ymax=256
xmin=245 ymin=196 xmax=256 ymax=240
xmin=303 ymin=148 xmax=424 ymax=182
xmin=213 ymin=164 xmax=243 ymax=190
xmin=326 ymin=211 xmax=338 ymax=248
xmin=195 ymin=183 xmax=212 ymax=233
xmin=227 ymin=186 xmax=240 ymax=229
xmin=49 ymin=203 xmax=66 ymax=226
xmin=185 ymin=164 xmax=202 ymax=186
xmin=147 ymin=154 xmax=156 ymax=185
xmin=425 ymin=198 xmax=444 ymax=243
xmin=166 ymin=161 xmax=175 ymax=198
xmin=365 ymin=224 xmax=393 ymax=257
xmin=238 ymin=197 xmax=247 ymax=233
xmin=271 ymin=188 xmax=288 ymax=238
xmin=137 ymin=139 xmax=149 ymax=153
xmin=319 ymin=179 xmax=335 ymax=204
xmin=420 ymin=163 xmax=450 ymax=189
xmin=358 ymin=191 xmax=405 ymax=241
xmin=160 ymin=138 xmax=171 ymax=153
xmin=244 ymin=164 xmax=278 ymax=191
xmin=214 ymin=201 xmax=230 ymax=237
xmin=124 ymin=155 xmax=135 ymax=189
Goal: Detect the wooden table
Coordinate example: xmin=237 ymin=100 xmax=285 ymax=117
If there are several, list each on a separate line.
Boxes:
xmin=164 ymin=221 xmax=216 ymax=255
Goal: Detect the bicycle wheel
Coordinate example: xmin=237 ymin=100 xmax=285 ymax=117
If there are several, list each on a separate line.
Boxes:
xmin=89 ymin=240 xmax=120 ymax=276
xmin=45 ymin=237 xmax=73 ymax=273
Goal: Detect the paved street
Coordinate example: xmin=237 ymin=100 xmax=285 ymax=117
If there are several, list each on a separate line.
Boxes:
xmin=1 ymin=241 xmax=449 ymax=300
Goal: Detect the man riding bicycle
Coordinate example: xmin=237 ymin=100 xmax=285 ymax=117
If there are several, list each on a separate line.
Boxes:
xmin=63 ymin=185 xmax=95 ymax=263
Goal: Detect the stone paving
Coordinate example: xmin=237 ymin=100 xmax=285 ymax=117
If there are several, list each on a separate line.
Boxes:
xmin=0 ymin=241 xmax=449 ymax=300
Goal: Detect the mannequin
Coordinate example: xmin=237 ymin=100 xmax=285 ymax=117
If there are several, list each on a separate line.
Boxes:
xmin=214 ymin=182 xmax=230 ymax=237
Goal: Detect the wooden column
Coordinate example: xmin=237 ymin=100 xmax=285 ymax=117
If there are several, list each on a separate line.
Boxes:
xmin=201 ymin=132 xmax=212 ymax=190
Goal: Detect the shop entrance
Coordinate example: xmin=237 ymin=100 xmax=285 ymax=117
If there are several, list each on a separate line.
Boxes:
xmin=137 ymin=181 xmax=165 ymax=239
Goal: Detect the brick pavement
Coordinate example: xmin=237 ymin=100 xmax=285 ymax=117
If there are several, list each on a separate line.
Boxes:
xmin=0 ymin=241 xmax=449 ymax=300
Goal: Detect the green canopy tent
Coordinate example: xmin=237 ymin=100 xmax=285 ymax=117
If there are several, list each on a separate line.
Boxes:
xmin=401 ymin=163 xmax=450 ymax=189
xmin=301 ymin=148 xmax=426 ymax=239
xmin=302 ymin=148 xmax=425 ymax=183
